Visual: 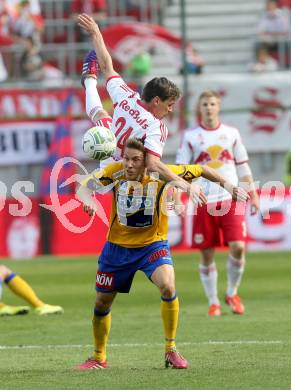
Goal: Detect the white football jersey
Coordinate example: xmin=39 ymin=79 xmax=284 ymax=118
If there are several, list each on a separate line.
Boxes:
xmin=106 ymin=75 xmax=168 ymax=160
xmin=176 ymin=123 xmax=249 ymax=202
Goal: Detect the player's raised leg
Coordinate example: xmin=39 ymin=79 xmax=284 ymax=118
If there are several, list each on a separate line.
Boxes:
xmin=76 ymin=291 xmax=116 ymax=370
xmin=81 ymin=50 xmax=112 ymax=128
xmin=225 ymin=241 xmax=245 ymax=315
xmin=151 ymin=264 xmax=188 ymax=369
xmin=199 ymin=249 xmax=221 ymax=316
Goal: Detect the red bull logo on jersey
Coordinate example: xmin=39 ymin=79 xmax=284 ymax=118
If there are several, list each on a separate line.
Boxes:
xmin=195 ymin=145 xmax=234 ymax=169
xmin=96 ymin=272 xmax=114 ymax=289
xmin=119 ymin=99 xmax=149 ymax=129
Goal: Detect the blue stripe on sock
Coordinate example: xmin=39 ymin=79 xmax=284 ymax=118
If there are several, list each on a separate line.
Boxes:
xmin=161 ymin=294 xmax=177 ymax=302
xmin=4 ymin=273 xmax=16 ymax=284
xmin=94 ymin=308 xmax=110 ymax=317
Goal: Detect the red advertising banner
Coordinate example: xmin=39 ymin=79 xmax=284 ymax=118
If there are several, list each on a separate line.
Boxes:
xmin=0 ymin=198 xmax=41 ymax=258
xmin=0 ymin=87 xmax=112 ymax=119
xmin=1 ymin=189 xmax=291 ymax=259
xmin=49 ymin=194 xmax=112 ymax=255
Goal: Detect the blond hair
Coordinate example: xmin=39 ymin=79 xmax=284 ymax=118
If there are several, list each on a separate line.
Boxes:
xmin=196 ymin=90 xmax=221 ymax=120
xmin=198 ymin=90 xmax=221 ymax=104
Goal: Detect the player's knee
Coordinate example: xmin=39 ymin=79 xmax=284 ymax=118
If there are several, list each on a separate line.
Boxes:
xmin=159 ymin=281 xmax=176 ymax=299
xmin=200 ymin=257 xmax=214 ymax=266
xmin=230 ymin=242 xmax=245 ymax=259
xmin=95 ymin=300 xmax=110 ymax=312
xmin=200 ymin=249 xmax=215 ymax=265
xmin=0 ymin=265 xmax=12 ymax=280
xmin=95 ymin=294 xmax=113 ymax=312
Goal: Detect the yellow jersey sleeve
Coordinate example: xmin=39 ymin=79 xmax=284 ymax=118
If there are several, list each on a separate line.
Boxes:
xmin=166 ymin=164 xmax=203 ymax=181
xmin=80 ymin=162 xmax=123 ymax=190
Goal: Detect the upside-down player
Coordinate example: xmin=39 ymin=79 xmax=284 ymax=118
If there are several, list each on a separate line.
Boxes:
xmin=78 ymin=13 xmax=203 ymax=203
xmin=0 ymin=264 xmax=64 ymax=316
xmin=76 ymin=137 xmax=249 ymax=370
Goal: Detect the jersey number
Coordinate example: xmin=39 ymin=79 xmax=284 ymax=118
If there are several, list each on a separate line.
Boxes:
xmin=115 ymin=117 xmax=133 ymax=156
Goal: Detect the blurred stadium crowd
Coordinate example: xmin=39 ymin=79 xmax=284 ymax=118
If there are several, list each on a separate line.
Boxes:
xmin=1 ymin=0 xmax=291 ymax=81
xmin=0 ymin=0 xmax=169 ymax=81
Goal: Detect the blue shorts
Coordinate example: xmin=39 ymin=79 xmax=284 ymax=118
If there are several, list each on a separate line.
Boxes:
xmin=96 ymin=240 xmax=173 ymax=293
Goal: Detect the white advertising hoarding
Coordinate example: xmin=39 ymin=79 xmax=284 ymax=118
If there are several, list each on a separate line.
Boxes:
xmin=163 ymin=72 xmax=291 ymax=154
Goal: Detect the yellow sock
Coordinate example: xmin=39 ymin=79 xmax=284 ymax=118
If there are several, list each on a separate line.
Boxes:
xmin=6 ymin=274 xmax=44 ymax=308
xmin=92 ymin=310 xmax=111 ymax=363
xmin=161 ymin=296 xmax=179 ymax=353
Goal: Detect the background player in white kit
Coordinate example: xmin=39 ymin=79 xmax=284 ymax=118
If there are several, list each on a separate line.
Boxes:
xmin=176 ymin=90 xmax=260 ymax=316
xmin=78 ymin=13 xmax=206 ymax=204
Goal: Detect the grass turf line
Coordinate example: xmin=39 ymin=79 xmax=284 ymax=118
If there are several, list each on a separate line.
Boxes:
xmin=0 ymin=251 xmax=291 ymax=389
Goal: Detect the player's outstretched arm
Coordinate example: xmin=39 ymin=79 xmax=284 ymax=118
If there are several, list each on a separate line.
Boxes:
xmin=239 ymin=173 xmax=260 ymax=215
xmin=146 ymin=155 xmax=207 ymax=205
xmin=201 ymin=165 xmax=249 ymax=202
xmin=76 ymin=169 xmax=115 ymax=216
xmin=78 ymin=13 xmax=118 ymax=79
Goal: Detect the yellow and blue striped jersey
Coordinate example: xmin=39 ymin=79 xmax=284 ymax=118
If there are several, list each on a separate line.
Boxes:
xmin=83 ymin=162 xmax=202 ymax=248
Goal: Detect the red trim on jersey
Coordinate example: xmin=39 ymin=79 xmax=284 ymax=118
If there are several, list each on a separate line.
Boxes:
xmin=144 ymin=147 xmax=161 ymax=158
xmin=235 ymin=160 xmax=249 ymax=165
xmin=160 ymin=122 xmax=167 ymax=143
xmin=106 ymin=75 xmax=121 ymax=87
xmin=137 ymin=100 xmax=159 ymax=119
xmin=137 ymin=99 xmax=150 ymax=112
xmin=120 ymin=84 xmax=134 ymax=94
xmin=199 ymin=122 xmax=221 ymax=131
xmin=187 ymin=141 xmax=194 ymax=151
xmin=96 ymin=117 xmax=112 ymax=130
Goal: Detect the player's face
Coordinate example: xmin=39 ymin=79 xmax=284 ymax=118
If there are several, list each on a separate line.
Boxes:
xmin=123 ymin=148 xmax=145 ymax=180
xmin=151 ymin=97 xmax=177 ymax=119
xmin=199 ymin=96 xmax=220 ymax=123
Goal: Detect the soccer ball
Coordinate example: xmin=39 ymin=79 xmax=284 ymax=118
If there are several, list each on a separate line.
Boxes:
xmin=82 ymin=125 xmax=117 ymax=160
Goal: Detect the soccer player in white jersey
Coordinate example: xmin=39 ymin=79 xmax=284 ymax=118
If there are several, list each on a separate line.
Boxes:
xmin=77 ymin=13 xmax=204 ymax=203
xmin=176 ymin=90 xmax=260 ymax=316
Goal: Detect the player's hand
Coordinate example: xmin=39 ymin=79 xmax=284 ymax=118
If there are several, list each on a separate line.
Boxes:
xmin=83 ymin=204 xmax=95 ymax=216
xmin=188 ymin=183 xmax=207 ymax=206
xmin=174 ymin=203 xmax=186 ymax=216
xmin=78 ymin=13 xmax=99 ymax=35
xmin=249 ymin=192 xmax=260 ymax=215
xmin=231 ymin=186 xmax=249 ymax=202
xmin=166 ymin=201 xmax=185 ymax=216
xmin=76 ymin=185 xmax=98 ymax=215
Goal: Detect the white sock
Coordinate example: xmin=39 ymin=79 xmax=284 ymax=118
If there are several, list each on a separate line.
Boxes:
xmin=199 ymin=262 xmax=220 ymax=306
xmin=226 ymin=255 xmax=245 ymax=297
xmin=84 ymin=78 xmax=103 ymax=123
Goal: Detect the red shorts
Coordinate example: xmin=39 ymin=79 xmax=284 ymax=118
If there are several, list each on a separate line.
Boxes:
xmin=191 ymin=200 xmax=247 ymax=249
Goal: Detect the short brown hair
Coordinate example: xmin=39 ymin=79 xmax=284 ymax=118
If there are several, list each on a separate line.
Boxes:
xmin=124 ymin=138 xmax=145 ymax=156
xmin=141 ymin=77 xmax=181 ymax=102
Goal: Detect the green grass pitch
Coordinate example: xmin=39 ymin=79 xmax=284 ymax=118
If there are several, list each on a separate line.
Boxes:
xmin=0 ymin=251 xmax=291 ymax=389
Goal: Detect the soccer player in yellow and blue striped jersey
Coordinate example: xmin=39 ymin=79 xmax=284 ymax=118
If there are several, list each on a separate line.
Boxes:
xmin=76 ymin=138 xmax=248 ymax=370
